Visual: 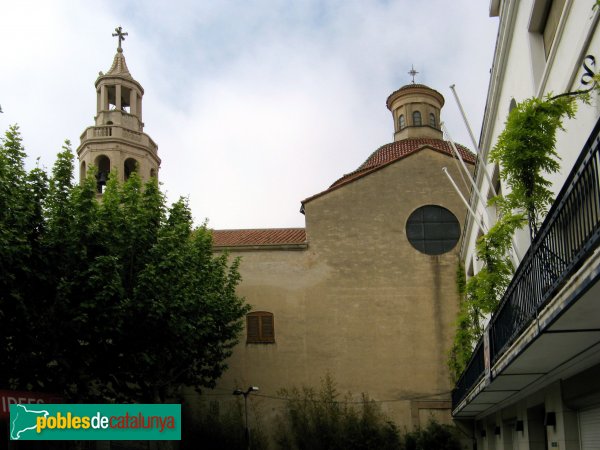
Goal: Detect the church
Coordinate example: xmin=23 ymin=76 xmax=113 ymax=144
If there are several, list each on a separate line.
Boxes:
xmin=208 ymin=83 xmax=474 ymax=428
xmin=75 ymin=30 xmax=475 ymax=433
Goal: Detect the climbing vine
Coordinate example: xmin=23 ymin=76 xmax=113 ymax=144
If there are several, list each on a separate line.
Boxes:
xmin=490 ymin=95 xmax=578 ymax=236
xmin=448 ymin=93 xmax=586 ymax=382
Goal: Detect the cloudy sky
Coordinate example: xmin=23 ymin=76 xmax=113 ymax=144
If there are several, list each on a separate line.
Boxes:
xmin=1 ymin=1 xmax=499 ymax=229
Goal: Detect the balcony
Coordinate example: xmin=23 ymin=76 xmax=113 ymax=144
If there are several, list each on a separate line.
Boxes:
xmin=452 ymin=116 xmax=600 ymax=416
xmin=79 ymin=125 xmax=158 ymax=155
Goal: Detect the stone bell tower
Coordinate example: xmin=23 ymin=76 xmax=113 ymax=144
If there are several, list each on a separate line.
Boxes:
xmin=77 ymin=27 xmax=160 ymax=193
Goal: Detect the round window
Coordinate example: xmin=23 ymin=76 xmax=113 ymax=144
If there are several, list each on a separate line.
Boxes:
xmin=406 ymin=205 xmax=460 ymax=255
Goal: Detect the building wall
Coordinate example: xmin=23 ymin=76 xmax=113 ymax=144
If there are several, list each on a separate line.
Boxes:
xmin=457 ymin=1 xmax=600 ymax=449
xmin=463 ymin=0 xmax=600 ymax=297
xmin=209 ymin=148 xmax=471 ymax=430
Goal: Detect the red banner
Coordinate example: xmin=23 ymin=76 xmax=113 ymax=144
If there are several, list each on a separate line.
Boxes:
xmin=0 ymin=390 xmax=63 ymax=419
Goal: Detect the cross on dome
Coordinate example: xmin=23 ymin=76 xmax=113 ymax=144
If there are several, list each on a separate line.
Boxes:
xmin=112 ymin=26 xmax=128 ymax=52
xmin=408 ymin=65 xmax=419 ymax=84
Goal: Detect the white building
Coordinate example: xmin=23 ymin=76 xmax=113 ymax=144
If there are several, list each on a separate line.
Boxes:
xmin=453 ymin=0 xmax=600 ymax=449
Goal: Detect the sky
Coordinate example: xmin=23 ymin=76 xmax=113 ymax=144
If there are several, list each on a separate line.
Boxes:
xmin=0 ymin=0 xmax=499 ymax=229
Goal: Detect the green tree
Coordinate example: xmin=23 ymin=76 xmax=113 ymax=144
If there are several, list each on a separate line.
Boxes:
xmin=0 ymin=125 xmax=250 ymax=404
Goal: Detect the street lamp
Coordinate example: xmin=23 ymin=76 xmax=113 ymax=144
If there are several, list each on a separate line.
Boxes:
xmin=233 ymin=386 xmax=259 ymax=449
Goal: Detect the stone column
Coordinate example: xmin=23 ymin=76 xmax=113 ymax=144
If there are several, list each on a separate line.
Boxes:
xmin=137 ymin=95 xmax=143 ymax=124
xmin=100 ymin=85 xmax=107 ymax=111
xmin=116 ymin=85 xmax=122 ymax=110
xmin=130 ymin=90 xmax=138 ymax=117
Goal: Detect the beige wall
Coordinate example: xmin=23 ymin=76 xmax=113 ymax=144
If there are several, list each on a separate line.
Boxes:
xmin=210 ymin=148 xmax=471 ymax=431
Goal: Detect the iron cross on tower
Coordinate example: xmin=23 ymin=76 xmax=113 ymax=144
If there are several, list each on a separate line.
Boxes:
xmin=112 ymin=26 xmax=128 ymax=51
xmin=408 ymin=65 xmax=419 ymax=84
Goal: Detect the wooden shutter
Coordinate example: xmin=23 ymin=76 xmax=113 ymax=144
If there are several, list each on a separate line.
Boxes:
xmin=261 ymin=315 xmax=274 ymax=340
xmin=246 ymin=312 xmax=274 ymax=343
xmin=247 ymin=315 xmax=260 ymax=342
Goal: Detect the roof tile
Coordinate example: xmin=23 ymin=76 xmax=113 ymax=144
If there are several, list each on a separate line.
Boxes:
xmin=332 ymin=138 xmax=475 ymax=188
xmin=302 ymin=138 xmax=475 ymax=206
xmin=212 ymin=228 xmax=307 ymax=247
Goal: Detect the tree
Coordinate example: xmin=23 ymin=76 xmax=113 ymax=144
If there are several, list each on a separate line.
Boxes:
xmin=0 ymin=125 xmax=250 ymax=404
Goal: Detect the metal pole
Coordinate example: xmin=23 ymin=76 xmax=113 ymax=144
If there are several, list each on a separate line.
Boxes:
xmin=244 ymin=394 xmax=250 ymax=450
xmin=442 ymin=167 xmax=488 ymax=236
xmin=449 ymin=84 xmax=498 ymax=198
xmin=445 ymin=90 xmax=521 ymax=267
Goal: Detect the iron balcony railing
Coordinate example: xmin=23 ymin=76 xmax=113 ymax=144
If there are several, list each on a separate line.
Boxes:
xmin=451 ymin=339 xmax=485 ymax=407
xmin=452 ymin=115 xmax=600 ymax=410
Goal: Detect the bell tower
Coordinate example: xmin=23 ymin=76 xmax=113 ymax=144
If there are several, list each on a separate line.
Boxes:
xmin=77 ymin=27 xmax=160 ymax=193
xmin=386 ymin=80 xmax=444 ymax=142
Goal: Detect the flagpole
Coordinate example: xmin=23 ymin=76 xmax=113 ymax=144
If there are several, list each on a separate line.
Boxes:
xmin=449 ymin=84 xmax=498 ymax=197
xmin=442 ymin=167 xmax=520 ymax=268
xmin=448 ymin=86 xmax=521 ymax=267
xmin=442 ymin=167 xmax=487 ymax=236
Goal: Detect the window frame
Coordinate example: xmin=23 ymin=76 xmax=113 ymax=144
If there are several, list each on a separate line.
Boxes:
xmin=246 ymin=311 xmax=275 ymax=344
xmin=412 ymin=111 xmax=422 ymax=126
xmin=429 ymin=112 xmax=436 ymax=128
xmin=399 ymin=114 xmax=406 ymax=130
xmin=405 ymin=205 xmax=461 ymax=256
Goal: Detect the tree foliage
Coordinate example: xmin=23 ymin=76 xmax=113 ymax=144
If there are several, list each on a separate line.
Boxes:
xmin=0 ymin=124 xmax=249 ymax=403
xmin=275 ymin=374 xmax=401 ymax=450
xmin=274 ymin=374 xmax=461 ymax=450
xmin=183 ymin=399 xmax=269 ymax=450
xmin=403 ymin=421 xmax=462 ymax=450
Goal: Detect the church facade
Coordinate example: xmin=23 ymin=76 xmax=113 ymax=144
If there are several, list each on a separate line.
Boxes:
xmin=208 ymin=83 xmax=475 ymax=429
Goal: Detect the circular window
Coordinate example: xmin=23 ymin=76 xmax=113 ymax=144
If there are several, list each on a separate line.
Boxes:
xmin=406 ymin=205 xmax=460 ymax=255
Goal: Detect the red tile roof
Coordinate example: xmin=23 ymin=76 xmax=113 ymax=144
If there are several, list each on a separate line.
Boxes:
xmin=212 ymin=228 xmax=307 ymax=247
xmin=302 ymin=138 xmax=475 ymax=207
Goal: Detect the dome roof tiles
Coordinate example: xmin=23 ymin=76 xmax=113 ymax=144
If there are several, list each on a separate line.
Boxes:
xmin=301 ymin=138 xmax=475 ymax=207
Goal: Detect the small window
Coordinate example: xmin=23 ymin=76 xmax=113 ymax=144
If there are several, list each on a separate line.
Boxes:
xmin=399 ymin=115 xmax=406 ymax=130
xmin=413 ymin=111 xmax=422 ymax=126
xmin=406 ymin=205 xmax=460 ymax=255
xmin=247 ymin=311 xmax=275 ymax=344
xmin=429 ymin=113 xmax=436 ymax=128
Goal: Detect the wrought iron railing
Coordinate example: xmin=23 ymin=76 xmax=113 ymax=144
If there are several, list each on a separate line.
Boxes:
xmin=452 ymin=115 xmax=600 ymax=410
xmin=451 ymin=339 xmax=485 ymax=407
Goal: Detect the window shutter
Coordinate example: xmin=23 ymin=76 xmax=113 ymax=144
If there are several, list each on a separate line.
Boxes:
xmin=261 ymin=315 xmax=274 ymax=340
xmin=246 ymin=312 xmax=275 ymax=343
xmin=247 ymin=315 xmax=260 ymax=340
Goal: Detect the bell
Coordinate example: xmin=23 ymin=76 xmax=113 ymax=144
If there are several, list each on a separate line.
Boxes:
xmin=97 ymin=171 xmax=108 ymax=184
